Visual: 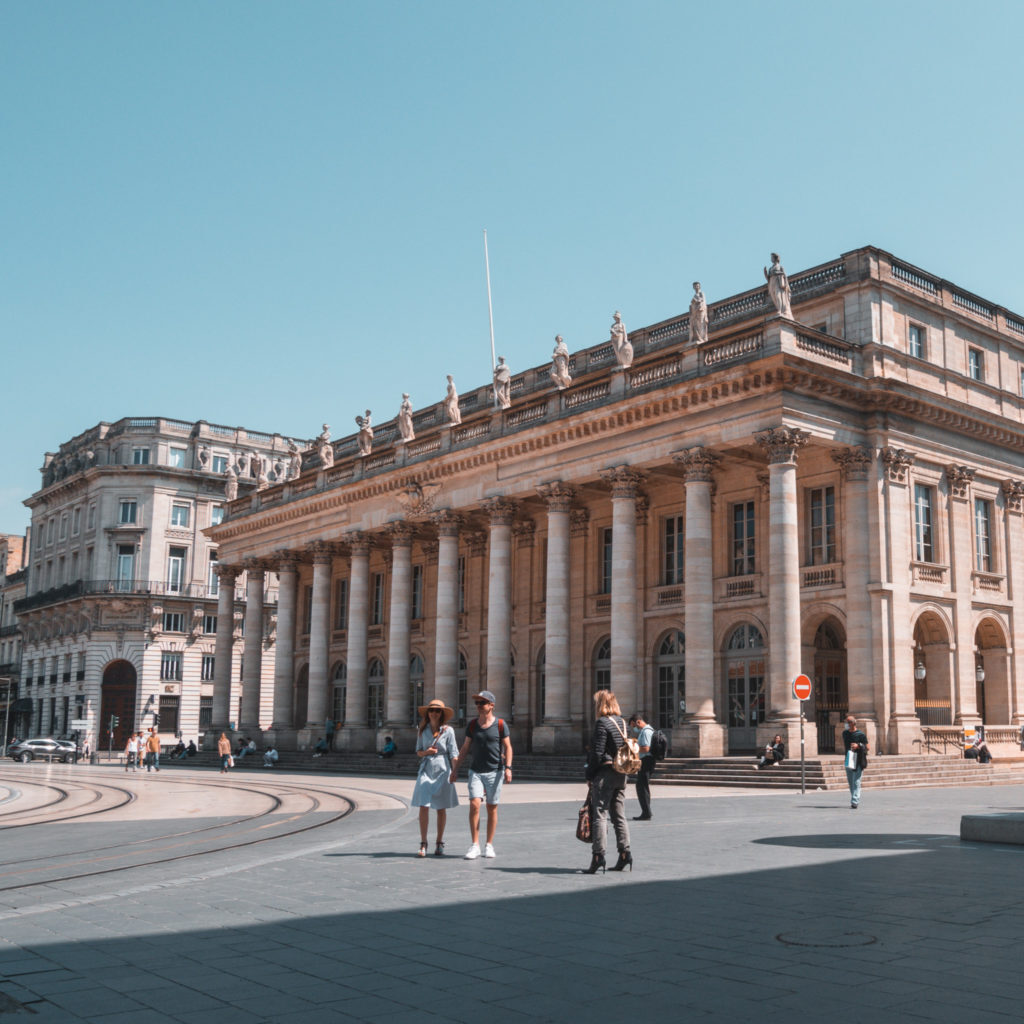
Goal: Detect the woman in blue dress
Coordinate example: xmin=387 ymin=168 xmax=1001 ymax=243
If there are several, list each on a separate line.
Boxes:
xmin=411 ymin=699 xmax=460 ymax=857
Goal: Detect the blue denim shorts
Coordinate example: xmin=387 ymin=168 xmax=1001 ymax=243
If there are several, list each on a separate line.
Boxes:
xmin=467 ymin=769 xmax=503 ymax=804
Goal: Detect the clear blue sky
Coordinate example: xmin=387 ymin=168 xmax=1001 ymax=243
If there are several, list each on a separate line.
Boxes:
xmin=3 ymin=0 xmax=1022 ymax=533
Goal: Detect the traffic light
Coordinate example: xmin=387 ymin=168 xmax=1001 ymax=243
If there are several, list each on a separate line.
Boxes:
xmin=152 ymin=713 xmax=160 ymax=728
xmin=110 ymin=715 xmax=120 ymax=730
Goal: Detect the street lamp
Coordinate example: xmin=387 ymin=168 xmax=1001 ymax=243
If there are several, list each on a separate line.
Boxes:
xmin=914 ymin=660 xmax=926 ymax=681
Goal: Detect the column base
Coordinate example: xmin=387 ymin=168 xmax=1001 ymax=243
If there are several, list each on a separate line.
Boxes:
xmin=336 ymin=726 xmax=377 ymax=754
xmin=887 ymin=714 xmax=923 ymax=755
xmin=531 ymin=722 xmax=583 ymax=755
xmin=263 ymin=727 xmax=298 ymax=750
xmin=674 ymin=721 xmax=728 ymax=758
xmin=757 ymin=721 xmax=818 ymax=759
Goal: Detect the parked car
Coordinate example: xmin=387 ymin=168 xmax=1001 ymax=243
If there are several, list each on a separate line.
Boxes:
xmin=8 ymin=738 xmax=78 ymax=764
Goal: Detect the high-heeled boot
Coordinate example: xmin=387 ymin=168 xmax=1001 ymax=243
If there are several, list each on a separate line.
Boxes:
xmin=609 ymin=850 xmax=633 ymax=872
xmin=583 ymin=853 xmax=606 ymax=874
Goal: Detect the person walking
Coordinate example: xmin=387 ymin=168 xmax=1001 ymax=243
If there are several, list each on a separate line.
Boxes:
xmin=145 ymin=730 xmax=161 ymax=772
xmin=842 ymin=715 xmax=868 ymax=809
xmin=629 ymin=712 xmax=654 ymax=821
xmin=411 ymin=699 xmax=459 ymax=857
xmin=124 ymin=732 xmax=138 ymax=772
xmin=584 ymin=690 xmax=633 ymax=874
xmin=450 ymin=689 xmax=513 ymax=860
xmin=217 ymin=731 xmax=232 ymax=773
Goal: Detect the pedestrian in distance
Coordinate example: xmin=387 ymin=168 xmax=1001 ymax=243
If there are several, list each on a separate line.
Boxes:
xmin=449 ymin=689 xmax=513 ymax=859
xmin=217 ymin=731 xmax=232 ymax=773
xmin=842 ymin=715 xmax=868 ymax=809
xmin=584 ymin=690 xmax=633 ymax=874
xmin=124 ymin=732 xmax=138 ymax=772
xmin=145 ymin=730 xmax=161 ymax=772
xmin=411 ymin=699 xmax=459 ymax=857
xmin=628 ymin=713 xmax=655 ymax=820
xmin=757 ymin=734 xmax=785 ymax=770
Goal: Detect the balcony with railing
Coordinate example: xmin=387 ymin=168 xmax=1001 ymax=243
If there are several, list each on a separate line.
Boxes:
xmin=14 ymin=579 xmax=262 ymax=614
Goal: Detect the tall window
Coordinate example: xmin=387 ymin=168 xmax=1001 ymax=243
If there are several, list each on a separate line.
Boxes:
xmin=72 ymin=506 xmax=81 ymax=535
xmin=593 ymin=637 xmax=611 ymax=692
xmin=367 ymin=659 xmax=385 ymax=728
xmin=599 ymin=527 xmax=613 ymax=595
xmin=116 ymin=544 xmax=135 ymax=591
xmin=371 ymin=573 xmax=385 ymax=625
xmin=457 ymin=556 xmax=466 ymax=614
xmin=914 ymin=484 xmax=934 ymax=562
xmin=332 ymin=662 xmax=347 ymax=723
xmin=212 ymin=455 xmax=228 ymax=474
xmin=409 ymin=654 xmax=425 ymax=725
xmin=160 ymin=651 xmax=183 ymax=681
xmin=167 ymin=547 xmax=187 ymax=593
xmin=199 ymin=696 xmax=213 ymax=730
xmin=302 ymin=584 xmax=313 ymax=635
xmin=157 ymin=695 xmax=180 ymax=734
xmin=657 ymin=631 xmax=685 ymax=729
xmin=201 ymin=654 xmax=216 ymax=680
xmin=974 ymin=498 xmax=993 ymax=572
xmin=411 ymin=564 xmax=424 ymax=620
xmin=171 ymin=503 xmax=190 ymax=527
xmin=203 ymin=614 xmax=217 ymax=634
xmin=807 ymin=486 xmax=836 ymax=565
xmin=334 ymin=578 xmax=349 ymax=630
xmin=908 ymin=323 xmax=925 ymax=359
xmin=732 ymin=501 xmax=756 ymax=575
xmin=208 ymin=552 xmax=219 ymax=595
xmin=118 ymin=500 xmax=137 ymax=525
xmin=210 ymin=505 xmax=224 ymax=526
xmin=59 ymin=514 xmax=68 ymax=541
xmin=132 ymin=448 xmax=150 ymax=465
xmin=168 ymin=447 xmax=186 ymax=468
xmin=457 ymin=652 xmax=468 ymax=725
xmin=662 ymin=515 xmax=684 ymax=585
xmin=163 ymin=612 xmax=185 ymax=633
xmin=968 ymin=348 xmax=984 ymax=381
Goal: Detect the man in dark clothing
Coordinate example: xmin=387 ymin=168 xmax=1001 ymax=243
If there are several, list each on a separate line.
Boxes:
xmin=842 ymin=715 xmax=868 ymax=809
xmin=450 ymin=689 xmax=513 ymax=859
xmin=628 ymin=713 xmax=654 ymax=820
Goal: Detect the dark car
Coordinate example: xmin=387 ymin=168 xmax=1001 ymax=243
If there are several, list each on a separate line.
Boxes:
xmin=9 ymin=738 xmax=78 ymax=764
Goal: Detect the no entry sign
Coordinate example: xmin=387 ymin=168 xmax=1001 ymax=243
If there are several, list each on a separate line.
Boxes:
xmin=792 ymin=674 xmax=812 ymax=701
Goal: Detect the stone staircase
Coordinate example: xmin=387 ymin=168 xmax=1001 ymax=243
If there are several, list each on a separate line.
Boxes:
xmin=653 ymin=754 xmax=1024 ymax=790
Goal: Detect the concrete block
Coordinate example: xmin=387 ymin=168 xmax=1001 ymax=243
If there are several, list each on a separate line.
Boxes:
xmin=960 ymin=812 xmax=1024 ymax=844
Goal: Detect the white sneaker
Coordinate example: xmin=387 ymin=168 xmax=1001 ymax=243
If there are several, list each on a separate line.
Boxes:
xmin=464 ymin=843 xmax=481 ymax=860
xmin=484 ymin=843 xmax=496 ymax=858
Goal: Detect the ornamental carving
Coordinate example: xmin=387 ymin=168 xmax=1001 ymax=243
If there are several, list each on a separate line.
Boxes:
xmin=1001 ymin=479 xmax=1024 ymax=513
xmin=600 ymin=465 xmax=645 ymax=499
xmin=755 ymin=427 xmax=810 ymax=465
xmin=213 ymin=563 xmax=240 ymax=585
xmin=482 ymin=497 xmax=518 ymax=526
xmin=537 ymin=481 xmax=575 ymax=513
xmin=307 ymin=541 xmax=335 ymax=565
xmin=570 ymin=508 xmax=590 ymax=537
xmin=421 ymin=539 xmax=439 ymax=565
xmin=465 ymin=530 xmax=488 ymax=557
xmin=672 ymin=447 xmax=721 ymax=483
xmin=880 ymin=446 xmax=914 ymax=483
xmin=385 ymin=521 xmax=417 ymax=548
xmin=634 ymin=495 xmax=650 ymax=525
xmin=345 ymin=531 xmax=374 ymax=558
xmin=513 ymin=520 xmax=537 ymax=546
xmin=832 ymin=445 xmax=872 ymax=481
xmin=273 ymin=551 xmax=300 ymax=574
xmin=395 ymin=478 xmax=442 ymax=518
xmin=430 ymin=509 xmax=464 ymax=538
xmin=945 ymin=465 xmax=975 ymax=499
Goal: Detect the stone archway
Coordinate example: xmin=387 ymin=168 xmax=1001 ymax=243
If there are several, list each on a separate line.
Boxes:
xmin=810 ymin=618 xmax=848 ymax=753
xmin=975 ymin=618 xmax=1009 ymax=723
xmin=293 ymin=664 xmax=309 ymax=728
xmin=913 ymin=611 xmax=953 ymax=725
xmin=99 ymin=660 xmax=137 ymax=751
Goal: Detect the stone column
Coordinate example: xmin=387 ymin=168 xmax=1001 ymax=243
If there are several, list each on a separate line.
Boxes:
xmin=483 ymin=498 xmax=516 ymax=714
xmin=340 ymin=533 xmax=373 ymax=750
xmin=431 ymin=511 xmax=462 ymax=713
xmin=208 ymin=564 xmax=239 ymax=743
xmin=599 ymin=467 xmax=644 ymax=710
xmin=947 ymin=465 xmax=980 ymax=723
xmin=267 ymin=552 xmax=299 ymax=744
xmin=299 ymin=542 xmax=333 ymax=745
xmin=533 ymin=483 xmax=576 ymax=753
xmin=832 ymin=447 xmax=877 ymax=749
xmin=880 ymin=446 xmax=920 ymax=753
xmin=239 ymin=562 xmax=265 ymax=735
xmin=385 ymin=522 xmax=415 ymax=736
xmin=1002 ymin=481 xmax=1024 ymax=726
xmin=674 ymin=448 xmax=726 ymax=756
xmin=756 ymin=428 xmax=816 ymax=755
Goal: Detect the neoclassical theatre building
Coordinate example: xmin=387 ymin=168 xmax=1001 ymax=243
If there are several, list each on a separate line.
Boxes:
xmin=208 ymin=246 xmax=1024 ymax=759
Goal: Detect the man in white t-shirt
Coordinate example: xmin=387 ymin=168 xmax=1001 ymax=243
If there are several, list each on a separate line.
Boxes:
xmin=628 ymin=713 xmax=654 ymax=821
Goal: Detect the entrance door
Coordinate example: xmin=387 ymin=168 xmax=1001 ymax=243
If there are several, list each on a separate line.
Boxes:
xmin=293 ymin=664 xmax=309 ymax=729
xmin=99 ymin=660 xmax=137 ymax=751
xmin=725 ymin=624 xmax=766 ymax=752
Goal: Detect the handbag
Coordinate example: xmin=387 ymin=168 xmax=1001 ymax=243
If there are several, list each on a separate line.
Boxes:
xmin=576 ymin=790 xmax=592 ymax=843
xmin=611 ymin=718 xmax=641 ymax=775
xmin=227 ymin=754 xmax=235 ymax=768
xmin=844 ymin=749 xmax=857 ymax=770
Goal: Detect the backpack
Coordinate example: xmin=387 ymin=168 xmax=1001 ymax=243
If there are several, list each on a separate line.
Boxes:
xmin=610 ymin=718 xmax=641 ymax=775
xmin=649 ymin=729 xmax=669 ymax=763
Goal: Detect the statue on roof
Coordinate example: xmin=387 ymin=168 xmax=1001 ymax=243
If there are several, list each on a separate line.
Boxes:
xmin=610 ymin=311 xmax=633 ymax=368
xmin=443 ymin=376 xmax=462 ymax=425
xmin=764 ymin=253 xmax=793 ymax=319
xmin=550 ymin=335 xmax=572 ymax=389
xmin=317 ymin=424 xmax=334 ymax=468
xmin=493 ymin=357 xmax=512 ymax=409
xmin=356 ymin=411 xmax=374 ymax=456
xmin=398 ymin=395 xmax=415 ymax=442
xmin=690 ymin=282 xmax=708 ymax=344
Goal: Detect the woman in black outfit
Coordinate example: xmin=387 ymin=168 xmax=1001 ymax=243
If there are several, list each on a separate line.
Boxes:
xmin=584 ymin=689 xmax=633 ymax=874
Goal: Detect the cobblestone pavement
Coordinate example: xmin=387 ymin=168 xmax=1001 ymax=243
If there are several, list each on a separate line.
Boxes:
xmin=1 ymin=767 xmax=1022 ymax=1023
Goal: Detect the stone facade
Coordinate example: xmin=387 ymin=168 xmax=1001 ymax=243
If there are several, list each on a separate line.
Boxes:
xmin=206 ymin=247 xmax=1024 ymax=759
xmin=15 ymin=418 xmax=293 ymax=752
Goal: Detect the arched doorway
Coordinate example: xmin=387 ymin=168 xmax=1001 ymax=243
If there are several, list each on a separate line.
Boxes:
xmin=812 ymin=620 xmax=847 ymax=753
xmin=408 ymin=654 xmax=425 ymax=726
xmin=367 ymin=659 xmax=385 ymax=728
xmin=913 ymin=612 xmax=952 ymax=725
xmin=294 ymin=664 xmax=309 ymax=728
xmin=725 ymin=624 xmax=766 ymax=751
xmin=331 ymin=662 xmax=347 ymax=725
xmin=100 ymin=660 xmax=137 ymax=751
xmin=655 ymin=630 xmax=685 ymax=729
xmin=975 ymin=618 xmax=1009 ymax=723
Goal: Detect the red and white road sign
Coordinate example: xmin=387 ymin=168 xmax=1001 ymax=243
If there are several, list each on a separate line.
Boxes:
xmin=792 ymin=674 xmax=812 ymax=701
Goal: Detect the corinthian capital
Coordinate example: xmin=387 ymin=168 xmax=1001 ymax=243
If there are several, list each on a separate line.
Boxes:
xmin=755 ymin=427 xmax=810 ymax=465
xmin=880 ymin=446 xmax=914 ymax=483
xmin=672 ymin=446 xmax=721 ymax=483
xmin=385 ymin=520 xmax=417 ymax=547
xmin=482 ymin=496 xmax=518 ymax=526
xmin=831 ymin=446 xmax=872 ymax=481
xmin=307 ymin=540 xmax=336 ymax=565
xmin=429 ymin=509 xmax=464 ymax=538
xmin=1001 ymin=479 xmax=1024 ymax=513
xmin=537 ymin=481 xmax=575 ymax=513
xmin=945 ymin=464 xmax=975 ymax=500
xmin=600 ymin=465 xmax=645 ymax=499
xmin=344 ymin=530 xmax=373 ymax=557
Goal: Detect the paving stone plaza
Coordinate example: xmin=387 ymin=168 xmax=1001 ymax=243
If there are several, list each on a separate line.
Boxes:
xmin=1 ymin=765 xmax=1022 ymax=1023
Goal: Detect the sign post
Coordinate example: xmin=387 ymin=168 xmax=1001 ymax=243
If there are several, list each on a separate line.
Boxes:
xmin=792 ymin=674 xmax=813 ymax=794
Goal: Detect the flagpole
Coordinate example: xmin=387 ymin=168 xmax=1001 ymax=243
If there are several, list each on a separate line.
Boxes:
xmin=483 ymin=229 xmax=497 ymax=404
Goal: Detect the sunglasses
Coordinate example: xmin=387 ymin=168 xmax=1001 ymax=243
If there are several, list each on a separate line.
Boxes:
xmin=473 ymin=700 xmax=491 ymax=706
xmin=428 ymin=709 xmax=443 ymax=714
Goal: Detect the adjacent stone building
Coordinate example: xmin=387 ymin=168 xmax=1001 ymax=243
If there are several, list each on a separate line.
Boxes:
xmin=0 ymin=532 xmax=29 ymax=742
xmin=15 ymin=419 xmax=293 ymax=752
xmin=207 ymin=246 xmax=1024 ymax=760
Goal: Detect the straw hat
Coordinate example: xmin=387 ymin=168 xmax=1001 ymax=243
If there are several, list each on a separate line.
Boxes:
xmin=418 ymin=698 xmax=455 ymax=723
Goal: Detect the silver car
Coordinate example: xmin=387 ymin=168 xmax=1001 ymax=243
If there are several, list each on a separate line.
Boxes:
xmin=8 ymin=738 xmax=78 ymax=764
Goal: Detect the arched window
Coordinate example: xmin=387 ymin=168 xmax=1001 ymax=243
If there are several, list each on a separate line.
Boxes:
xmin=332 ymin=661 xmax=347 ymax=724
xmin=593 ymin=637 xmax=611 ymax=692
xmin=656 ymin=631 xmax=685 ymax=729
xmin=536 ymin=644 xmax=546 ymax=723
xmin=457 ymin=652 xmax=468 ymax=725
xmin=409 ymin=654 xmax=425 ymax=725
xmin=726 ymin=624 xmax=766 ymax=750
xmin=367 ymin=658 xmax=385 ymax=729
